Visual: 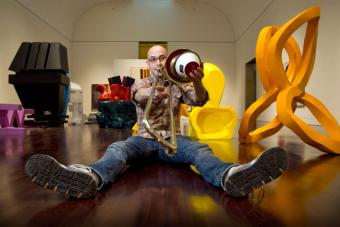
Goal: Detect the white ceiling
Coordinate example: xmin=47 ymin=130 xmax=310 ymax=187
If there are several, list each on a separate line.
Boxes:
xmin=16 ymin=0 xmax=273 ymax=41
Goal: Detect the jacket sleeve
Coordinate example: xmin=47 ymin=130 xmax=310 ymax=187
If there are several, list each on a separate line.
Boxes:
xmin=179 ymin=84 xmax=209 ymax=106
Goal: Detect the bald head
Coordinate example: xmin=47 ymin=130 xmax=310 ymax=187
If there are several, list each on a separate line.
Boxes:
xmin=147 ymin=45 xmax=168 ymax=59
xmin=146 ymin=45 xmax=168 ymax=76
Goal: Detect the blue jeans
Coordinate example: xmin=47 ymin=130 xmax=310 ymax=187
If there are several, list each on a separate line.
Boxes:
xmin=89 ymin=136 xmax=234 ymax=190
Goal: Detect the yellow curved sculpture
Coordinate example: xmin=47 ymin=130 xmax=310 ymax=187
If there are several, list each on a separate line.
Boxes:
xmin=189 ymin=63 xmax=237 ymax=139
xmin=239 ymin=6 xmax=340 ymax=154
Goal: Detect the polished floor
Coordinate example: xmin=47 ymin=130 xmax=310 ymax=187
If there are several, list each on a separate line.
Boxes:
xmin=1 ymin=123 xmax=340 ymax=227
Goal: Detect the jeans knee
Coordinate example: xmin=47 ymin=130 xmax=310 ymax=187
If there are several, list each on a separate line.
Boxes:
xmin=185 ymin=142 xmax=212 ymax=162
xmin=106 ymin=141 xmax=128 ymax=160
xmin=107 ymin=141 xmax=126 ymax=150
xmin=192 ymin=142 xmax=211 ymax=152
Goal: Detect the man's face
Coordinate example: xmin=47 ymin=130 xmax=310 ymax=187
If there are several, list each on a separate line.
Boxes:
xmin=146 ymin=46 xmax=168 ymax=77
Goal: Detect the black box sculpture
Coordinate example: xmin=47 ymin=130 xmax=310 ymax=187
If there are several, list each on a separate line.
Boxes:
xmin=8 ymin=42 xmax=70 ymax=127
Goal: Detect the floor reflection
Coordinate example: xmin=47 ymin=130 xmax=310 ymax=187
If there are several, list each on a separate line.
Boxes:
xmin=0 ymin=134 xmax=25 ymax=158
xmin=25 ymin=161 xmax=282 ymax=227
xmin=259 ymin=154 xmax=340 ymax=226
xmin=2 ymin=125 xmax=340 ymax=226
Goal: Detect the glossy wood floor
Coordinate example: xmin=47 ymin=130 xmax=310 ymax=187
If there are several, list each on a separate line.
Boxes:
xmin=1 ymin=123 xmax=340 ymax=227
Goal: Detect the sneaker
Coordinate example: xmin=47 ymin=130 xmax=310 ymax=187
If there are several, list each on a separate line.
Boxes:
xmin=223 ymin=147 xmax=288 ymax=197
xmin=25 ymin=154 xmax=99 ymax=199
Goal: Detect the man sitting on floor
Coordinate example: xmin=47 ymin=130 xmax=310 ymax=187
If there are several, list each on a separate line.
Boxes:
xmin=25 ymin=45 xmax=287 ymax=199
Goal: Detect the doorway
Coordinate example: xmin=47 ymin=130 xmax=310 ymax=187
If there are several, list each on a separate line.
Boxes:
xmin=245 ymin=58 xmax=257 ymax=110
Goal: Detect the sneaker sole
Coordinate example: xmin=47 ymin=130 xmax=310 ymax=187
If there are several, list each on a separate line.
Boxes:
xmin=224 ymin=147 xmax=288 ymax=197
xmin=25 ymin=154 xmax=97 ymax=199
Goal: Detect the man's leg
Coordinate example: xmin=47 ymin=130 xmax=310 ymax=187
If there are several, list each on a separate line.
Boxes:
xmin=158 ymin=136 xmax=288 ymax=197
xmin=88 ymin=136 xmax=158 ymax=188
xmin=25 ymin=136 xmax=158 ymax=199
xmin=158 ymin=136 xmax=232 ymax=188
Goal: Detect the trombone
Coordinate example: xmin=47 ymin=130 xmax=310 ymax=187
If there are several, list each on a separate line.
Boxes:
xmin=142 ymin=49 xmax=202 ymax=156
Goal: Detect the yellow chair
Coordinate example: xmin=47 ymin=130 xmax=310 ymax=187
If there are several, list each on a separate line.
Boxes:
xmin=188 ymin=63 xmax=237 ymax=139
xmin=132 ymin=122 xmax=138 ymax=136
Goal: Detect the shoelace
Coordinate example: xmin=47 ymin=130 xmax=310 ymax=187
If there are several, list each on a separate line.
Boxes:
xmin=69 ymin=164 xmax=92 ymax=173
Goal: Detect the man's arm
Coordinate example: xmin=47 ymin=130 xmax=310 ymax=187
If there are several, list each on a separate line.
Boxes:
xmin=192 ymin=80 xmax=207 ymax=102
xmin=134 ymin=87 xmax=151 ymax=106
xmin=180 ymin=67 xmax=208 ymax=105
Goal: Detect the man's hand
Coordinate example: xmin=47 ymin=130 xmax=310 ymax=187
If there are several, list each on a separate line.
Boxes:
xmin=134 ymin=84 xmax=169 ymax=107
xmin=188 ymin=67 xmax=204 ymax=84
xmin=154 ymin=85 xmax=170 ymax=101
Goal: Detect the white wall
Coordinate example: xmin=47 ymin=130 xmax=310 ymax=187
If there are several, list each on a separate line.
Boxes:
xmin=16 ymin=0 xmax=97 ymax=40
xmin=235 ymin=0 xmax=340 ymax=124
xmin=0 ymin=0 xmax=71 ymax=105
xmin=72 ymin=1 xmax=234 ymax=42
xmin=71 ymin=1 xmax=235 ymax=114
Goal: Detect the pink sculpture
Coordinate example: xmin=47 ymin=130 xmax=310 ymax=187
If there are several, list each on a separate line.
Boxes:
xmin=0 ymin=104 xmax=34 ymax=135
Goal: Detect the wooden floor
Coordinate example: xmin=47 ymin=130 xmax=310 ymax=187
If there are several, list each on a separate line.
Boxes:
xmin=1 ymin=123 xmax=340 ymax=227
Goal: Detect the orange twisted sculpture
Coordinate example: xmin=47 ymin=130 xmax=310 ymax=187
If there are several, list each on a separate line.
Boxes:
xmin=239 ymin=6 xmax=340 ymax=154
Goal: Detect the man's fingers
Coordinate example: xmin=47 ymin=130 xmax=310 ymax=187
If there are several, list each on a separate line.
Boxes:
xmin=154 ymin=89 xmax=170 ymax=100
xmin=159 ymin=91 xmax=170 ymax=98
xmin=194 ymin=68 xmax=204 ymax=79
xmin=188 ymin=67 xmax=204 ymax=82
xmin=155 ymin=85 xmax=166 ymax=91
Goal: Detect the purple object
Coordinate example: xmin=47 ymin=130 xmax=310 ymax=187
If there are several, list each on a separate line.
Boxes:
xmin=0 ymin=103 xmax=34 ymax=134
